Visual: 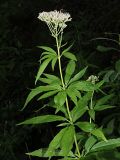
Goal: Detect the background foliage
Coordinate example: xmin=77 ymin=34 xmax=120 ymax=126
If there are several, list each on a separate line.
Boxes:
xmin=0 ymin=0 xmax=120 ymax=159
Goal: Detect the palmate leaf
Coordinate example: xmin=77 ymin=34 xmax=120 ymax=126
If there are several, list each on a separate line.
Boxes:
xmin=90 ymin=138 xmax=120 ymax=153
xmin=18 ymin=115 xmax=66 ymax=125
xmin=69 ymin=67 xmax=87 ymax=84
xmin=65 ymin=60 xmax=76 ymax=85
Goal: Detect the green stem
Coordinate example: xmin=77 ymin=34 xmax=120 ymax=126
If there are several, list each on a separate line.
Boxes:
xmin=90 ymin=91 xmax=94 ymax=123
xmin=55 ymin=35 xmax=81 ymax=158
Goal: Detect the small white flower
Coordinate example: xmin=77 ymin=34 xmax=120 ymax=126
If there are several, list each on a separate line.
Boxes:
xmin=87 ymin=75 xmax=99 ymax=84
xmin=38 ymin=10 xmax=72 ymax=37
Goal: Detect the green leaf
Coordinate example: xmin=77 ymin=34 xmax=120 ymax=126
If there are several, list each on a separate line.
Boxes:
xmin=38 ymin=90 xmax=59 ymax=100
xmin=17 ymin=115 xmax=66 ymax=125
xmin=115 ymin=59 xmax=120 ymax=72
xmin=90 ymin=138 xmax=120 ymax=152
xmin=67 ymin=87 xmax=78 ymax=106
xmin=60 ymin=126 xmax=75 ymax=156
xmin=54 ymin=91 xmax=67 ymax=107
xmin=71 ymin=106 xmax=88 ymax=122
xmin=95 ymin=94 xmax=114 ymax=106
xmin=65 ymin=60 xmax=76 ymax=85
xmin=62 ymin=44 xmax=73 ymax=54
xmin=85 ymin=136 xmax=97 ymax=153
xmin=69 ymin=67 xmax=87 ymax=84
xmin=38 ymin=46 xmax=56 ymax=54
xmin=22 ymin=86 xmax=43 ymax=110
xmin=51 ymin=57 xmax=57 ymax=71
xmin=62 ymin=52 xmax=77 ymax=61
xmin=97 ymin=45 xmax=114 ymax=52
xmin=46 ymin=127 xmax=67 ymax=157
xmin=88 ymin=109 xmax=95 ymax=121
xmin=94 ymin=105 xmax=115 ymax=111
xmin=44 ymin=73 xmax=60 ymax=81
xmin=76 ymin=122 xmax=95 ymax=132
xmin=35 ymin=58 xmax=51 ymax=84
xmin=91 ymin=128 xmax=107 ymax=142
xmin=69 ymin=81 xmax=95 ymax=91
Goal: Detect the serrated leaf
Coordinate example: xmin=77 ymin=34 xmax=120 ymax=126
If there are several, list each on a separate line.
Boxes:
xmin=94 ymin=105 xmax=115 ymax=111
xmin=35 ymin=58 xmax=51 ymax=84
xmin=65 ymin=60 xmax=76 ymax=85
xmin=38 ymin=46 xmax=56 ymax=54
xmin=60 ymin=126 xmax=75 ymax=156
xmin=62 ymin=52 xmax=77 ymax=61
xmin=90 ymin=138 xmax=120 ymax=152
xmin=95 ymin=94 xmax=114 ymax=106
xmin=85 ymin=136 xmax=97 ymax=153
xmin=91 ymin=128 xmax=107 ymax=142
xmin=76 ymin=122 xmax=95 ymax=132
xmin=69 ymin=67 xmax=87 ymax=84
xmin=38 ymin=90 xmax=59 ymax=100
xmin=54 ymin=91 xmax=67 ymax=107
xmin=51 ymin=57 xmax=57 ymax=71
xmin=69 ymin=81 xmax=95 ymax=91
xmin=17 ymin=115 xmax=66 ymax=125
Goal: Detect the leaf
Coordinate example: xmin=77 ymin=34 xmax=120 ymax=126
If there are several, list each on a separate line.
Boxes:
xmin=22 ymin=86 xmax=43 ymax=110
xmin=115 ymin=59 xmax=120 ymax=72
xmin=71 ymin=106 xmax=88 ymax=122
xmin=62 ymin=44 xmax=73 ymax=54
xmin=60 ymin=126 xmax=75 ymax=156
xmin=44 ymin=73 xmax=60 ymax=81
xmin=26 ymin=148 xmax=74 ymax=158
xmin=65 ymin=60 xmax=76 ymax=85
xmin=95 ymin=94 xmax=114 ymax=106
xmin=69 ymin=81 xmax=95 ymax=91
xmin=62 ymin=52 xmax=77 ymax=61
xmin=69 ymin=67 xmax=87 ymax=84
xmin=90 ymin=138 xmax=120 ymax=152
xmin=85 ymin=136 xmax=97 ymax=153
xmin=96 ymin=45 xmax=114 ymax=52
xmin=76 ymin=122 xmax=95 ymax=132
xmin=91 ymin=128 xmax=107 ymax=142
xmin=38 ymin=90 xmax=59 ymax=100
xmin=88 ymin=109 xmax=95 ymax=121
xmin=67 ymin=87 xmax=78 ymax=106
xmin=94 ymin=105 xmax=115 ymax=111
xmin=38 ymin=46 xmax=56 ymax=54
xmin=46 ymin=127 xmax=67 ymax=157
xmin=54 ymin=91 xmax=67 ymax=107
xmin=35 ymin=58 xmax=51 ymax=84
xmin=51 ymin=57 xmax=57 ymax=71
xmin=17 ymin=115 xmax=66 ymax=125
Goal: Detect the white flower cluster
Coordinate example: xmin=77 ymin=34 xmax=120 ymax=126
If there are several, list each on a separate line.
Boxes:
xmin=38 ymin=10 xmax=72 ymax=37
xmin=87 ymin=75 xmax=99 ymax=84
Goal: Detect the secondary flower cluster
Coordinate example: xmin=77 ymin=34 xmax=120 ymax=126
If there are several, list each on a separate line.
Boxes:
xmin=38 ymin=10 xmax=71 ymax=37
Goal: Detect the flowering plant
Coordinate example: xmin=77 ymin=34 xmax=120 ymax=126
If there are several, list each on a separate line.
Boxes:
xmin=19 ymin=10 xmax=120 ymax=160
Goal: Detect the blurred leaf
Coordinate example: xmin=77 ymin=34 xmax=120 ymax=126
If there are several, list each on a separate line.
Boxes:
xmin=91 ymin=128 xmax=107 ymax=142
xmin=85 ymin=136 xmax=97 ymax=153
xmin=54 ymin=91 xmax=67 ymax=107
xmin=97 ymin=45 xmax=115 ymax=52
xmin=115 ymin=59 xmax=120 ymax=72
xmin=62 ymin=52 xmax=77 ymax=61
xmin=76 ymin=122 xmax=95 ymax=132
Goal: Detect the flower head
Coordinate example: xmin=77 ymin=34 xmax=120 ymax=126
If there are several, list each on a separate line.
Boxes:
xmin=38 ymin=10 xmax=72 ymax=37
xmin=87 ymin=75 xmax=99 ymax=84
